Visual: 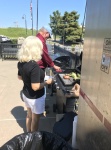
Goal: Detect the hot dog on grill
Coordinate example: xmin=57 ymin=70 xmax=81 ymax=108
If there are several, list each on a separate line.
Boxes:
xmin=63 ymin=74 xmax=70 ymax=79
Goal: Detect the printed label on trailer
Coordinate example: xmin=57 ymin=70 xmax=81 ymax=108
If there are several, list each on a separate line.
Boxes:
xmin=101 ymin=38 xmax=111 ymax=73
xmin=103 ymin=38 xmax=111 ymax=53
xmin=101 ymin=53 xmax=111 ymax=73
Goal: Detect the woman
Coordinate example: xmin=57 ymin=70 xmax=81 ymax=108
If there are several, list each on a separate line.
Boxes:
xmin=17 ymin=36 xmax=53 ymax=132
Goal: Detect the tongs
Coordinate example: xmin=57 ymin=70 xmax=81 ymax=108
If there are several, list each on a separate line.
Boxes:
xmin=62 ymin=89 xmax=74 ymax=95
xmin=66 ymin=89 xmax=74 ymax=94
xmin=52 ymin=74 xmax=57 ymax=79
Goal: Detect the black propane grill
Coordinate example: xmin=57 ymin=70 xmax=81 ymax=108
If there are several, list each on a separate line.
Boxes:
xmin=53 ymin=56 xmax=71 ymax=69
xmin=50 ymin=55 xmax=81 ymax=115
xmin=51 ymin=68 xmax=80 ymax=114
xmin=51 ymin=68 xmax=80 ymax=96
xmin=50 ymin=55 xmax=81 ymax=96
xmin=56 ymin=69 xmax=80 ymax=91
xmin=58 ymin=74 xmax=74 ymax=86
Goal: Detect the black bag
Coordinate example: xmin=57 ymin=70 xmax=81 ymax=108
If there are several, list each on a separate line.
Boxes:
xmin=1 ymin=132 xmax=43 ymax=150
xmin=1 ymin=131 xmax=73 ymax=150
xmin=53 ymin=112 xmax=77 ymax=141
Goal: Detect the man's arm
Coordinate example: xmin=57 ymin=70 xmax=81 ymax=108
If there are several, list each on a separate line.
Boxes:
xmin=42 ymin=50 xmax=61 ymax=70
xmin=42 ymin=49 xmax=54 ymax=67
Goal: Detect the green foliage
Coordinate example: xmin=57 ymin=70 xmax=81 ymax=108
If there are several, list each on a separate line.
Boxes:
xmin=49 ymin=10 xmax=62 ymax=41
xmin=49 ymin=10 xmax=82 ymax=44
xmin=71 ymin=44 xmax=75 ymax=51
xmin=11 ymin=39 xmax=17 ymax=44
xmin=0 ymin=27 xmax=37 ymax=39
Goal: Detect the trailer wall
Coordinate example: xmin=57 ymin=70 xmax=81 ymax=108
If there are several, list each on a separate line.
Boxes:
xmin=77 ymin=0 xmax=111 ymax=149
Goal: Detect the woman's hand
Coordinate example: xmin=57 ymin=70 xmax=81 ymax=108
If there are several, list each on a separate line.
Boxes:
xmin=45 ymin=78 xmax=53 ymax=85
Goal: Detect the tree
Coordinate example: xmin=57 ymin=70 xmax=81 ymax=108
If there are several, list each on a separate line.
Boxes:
xmin=60 ymin=11 xmax=81 ymax=44
xmin=49 ymin=10 xmax=82 ymax=44
xmin=49 ymin=10 xmax=61 ymax=41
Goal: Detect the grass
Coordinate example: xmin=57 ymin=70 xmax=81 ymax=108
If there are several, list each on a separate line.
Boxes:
xmin=0 ymin=27 xmax=37 ymax=39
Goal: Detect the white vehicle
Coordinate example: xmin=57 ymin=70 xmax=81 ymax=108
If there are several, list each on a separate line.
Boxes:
xmin=0 ymin=35 xmax=11 ymax=42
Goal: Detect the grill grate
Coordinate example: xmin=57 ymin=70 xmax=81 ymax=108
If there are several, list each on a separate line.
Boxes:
xmin=58 ymin=74 xmax=75 ymax=86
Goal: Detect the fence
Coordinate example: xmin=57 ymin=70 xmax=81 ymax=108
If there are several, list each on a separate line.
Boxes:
xmin=0 ymin=43 xmax=21 ymax=60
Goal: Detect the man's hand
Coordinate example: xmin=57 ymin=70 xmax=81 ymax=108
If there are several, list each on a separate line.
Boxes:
xmin=53 ymin=65 xmax=61 ymax=70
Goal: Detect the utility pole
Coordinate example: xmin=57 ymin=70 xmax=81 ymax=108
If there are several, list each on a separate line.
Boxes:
xmin=22 ymin=14 xmax=27 ymax=35
xmin=30 ymin=0 xmax=33 ymax=35
xmin=32 ymin=13 xmax=33 ymax=35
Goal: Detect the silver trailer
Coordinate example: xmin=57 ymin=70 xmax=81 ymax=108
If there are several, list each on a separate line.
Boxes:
xmin=76 ymin=0 xmax=111 ymax=149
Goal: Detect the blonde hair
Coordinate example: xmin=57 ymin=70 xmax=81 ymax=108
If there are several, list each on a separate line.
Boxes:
xmin=17 ymin=36 xmax=43 ymax=62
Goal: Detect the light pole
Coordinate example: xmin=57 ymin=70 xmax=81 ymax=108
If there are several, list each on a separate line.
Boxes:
xmin=81 ymin=0 xmax=87 ymax=39
xmin=22 ymin=14 xmax=27 ymax=35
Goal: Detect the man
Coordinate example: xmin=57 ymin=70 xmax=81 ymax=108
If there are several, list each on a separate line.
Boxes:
xmin=36 ymin=27 xmax=61 ymax=71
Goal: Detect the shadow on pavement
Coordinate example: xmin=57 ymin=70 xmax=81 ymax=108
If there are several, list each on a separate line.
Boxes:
xmin=11 ymin=106 xmax=27 ymax=132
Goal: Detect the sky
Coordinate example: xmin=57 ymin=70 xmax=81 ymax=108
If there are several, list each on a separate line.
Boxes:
xmin=0 ymin=0 xmax=86 ymax=31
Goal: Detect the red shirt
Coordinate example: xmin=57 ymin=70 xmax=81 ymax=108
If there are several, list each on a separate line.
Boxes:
xmin=36 ymin=33 xmax=54 ymax=69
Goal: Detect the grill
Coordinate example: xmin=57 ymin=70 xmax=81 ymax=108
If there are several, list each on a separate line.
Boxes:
xmin=50 ymin=55 xmax=81 ymax=114
xmin=58 ymin=74 xmax=75 ymax=86
xmin=53 ymin=56 xmax=71 ymax=69
xmin=53 ymin=68 xmax=80 ymax=88
xmin=51 ymin=69 xmax=80 ymax=114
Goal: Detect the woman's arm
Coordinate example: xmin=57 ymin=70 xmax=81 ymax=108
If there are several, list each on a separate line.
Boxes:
xmin=31 ymin=82 xmax=47 ymax=91
xmin=31 ymin=78 xmax=53 ymax=91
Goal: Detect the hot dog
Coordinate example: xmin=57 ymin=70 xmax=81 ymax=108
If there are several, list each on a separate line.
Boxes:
xmin=63 ymin=74 xmax=70 ymax=79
